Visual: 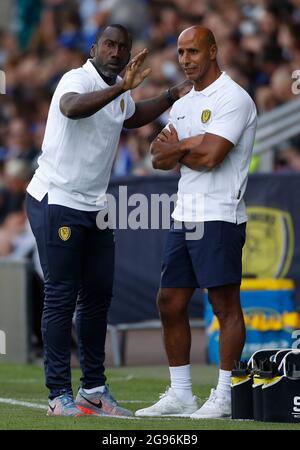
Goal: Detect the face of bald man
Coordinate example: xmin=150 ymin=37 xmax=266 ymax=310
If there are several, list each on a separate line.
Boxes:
xmin=177 ymin=27 xmax=218 ymax=86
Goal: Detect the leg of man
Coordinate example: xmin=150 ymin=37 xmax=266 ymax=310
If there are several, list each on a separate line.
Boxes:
xmin=191 ymin=284 xmax=245 ymax=419
xmin=75 ymin=217 xmax=132 ymax=416
xmin=190 ymin=222 xmax=246 ymax=419
xmin=159 ymin=287 xmax=198 ymax=404
xmin=157 ymin=287 xmax=194 ymax=366
xmin=208 ymin=284 xmax=245 ymax=405
xmin=135 ymin=287 xmax=198 ymax=417
xmin=208 ymin=284 xmax=245 ymax=371
xmin=76 ymin=224 xmax=114 ymax=391
xmin=26 ymin=193 xmax=85 ymax=416
xmin=135 ymin=224 xmax=199 ymax=417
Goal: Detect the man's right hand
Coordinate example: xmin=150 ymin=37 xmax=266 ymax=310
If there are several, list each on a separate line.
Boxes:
xmin=151 ymin=124 xmax=188 ymax=170
xmin=121 ymin=49 xmax=151 ymax=91
xmin=157 ymin=124 xmax=179 ymax=144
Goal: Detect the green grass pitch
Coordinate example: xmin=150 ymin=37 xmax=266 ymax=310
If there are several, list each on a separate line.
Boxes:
xmin=1 ymin=362 xmax=300 ymax=430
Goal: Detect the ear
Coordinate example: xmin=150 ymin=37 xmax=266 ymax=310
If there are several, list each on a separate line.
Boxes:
xmin=90 ymin=44 xmax=96 ymax=58
xmin=210 ymin=44 xmax=218 ymax=61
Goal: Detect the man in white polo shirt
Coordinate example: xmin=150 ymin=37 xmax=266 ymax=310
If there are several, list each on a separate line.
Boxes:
xmin=135 ymin=26 xmax=257 ymax=419
xmin=26 ymin=24 xmax=191 ymax=417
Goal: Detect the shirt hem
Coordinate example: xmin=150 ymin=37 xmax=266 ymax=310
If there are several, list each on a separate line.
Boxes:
xmin=171 ymin=212 xmax=247 ymax=225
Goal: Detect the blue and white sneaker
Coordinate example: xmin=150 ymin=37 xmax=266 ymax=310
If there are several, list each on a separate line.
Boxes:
xmin=47 ymin=393 xmax=84 ymax=416
xmin=75 ymin=385 xmax=133 ymax=417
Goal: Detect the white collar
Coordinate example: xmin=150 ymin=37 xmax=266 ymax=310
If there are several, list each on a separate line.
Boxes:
xmin=82 ymin=59 xmax=121 ymax=87
xmin=188 ymin=71 xmax=229 ymax=97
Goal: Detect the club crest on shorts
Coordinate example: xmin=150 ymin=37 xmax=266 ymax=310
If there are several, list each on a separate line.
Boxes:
xmin=120 ymin=98 xmax=125 ymax=113
xmin=201 ymin=109 xmax=211 ymax=123
xmin=58 ymin=226 xmax=71 ymax=241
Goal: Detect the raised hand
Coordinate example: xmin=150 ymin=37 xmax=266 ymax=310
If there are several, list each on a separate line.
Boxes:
xmin=121 ymin=49 xmax=151 ymax=91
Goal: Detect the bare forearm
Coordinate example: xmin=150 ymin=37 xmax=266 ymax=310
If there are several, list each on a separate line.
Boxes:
xmin=179 ymin=153 xmax=211 ymax=170
xmin=151 ymin=140 xmax=188 ymax=170
xmin=60 ymin=83 xmax=126 ymax=119
xmin=179 ymin=143 xmax=211 ymax=169
xmin=179 ymin=133 xmax=233 ymax=170
xmin=178 ymin=135 xmax=212 ymax=170
xmin=124 ymin=91 xmax=172 ymax=128
xmin=124 ymin=81 xmax=192 ymax=128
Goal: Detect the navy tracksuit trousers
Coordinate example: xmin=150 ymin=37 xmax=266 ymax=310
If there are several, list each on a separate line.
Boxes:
xmin=26 ymin=193 xmax=114 ymax=399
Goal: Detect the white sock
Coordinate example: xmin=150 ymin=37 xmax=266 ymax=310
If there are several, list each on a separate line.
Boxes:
xmin=169 ymin=364 xmax=194 ymax=403
xmin=216 ymin=369 xmax=231 ymax=398
xmin=83 ymin=385 xmax=105 ymax=394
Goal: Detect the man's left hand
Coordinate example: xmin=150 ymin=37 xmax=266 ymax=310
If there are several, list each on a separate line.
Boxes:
xmin=122 ymin=49 xmax=152 ymax=91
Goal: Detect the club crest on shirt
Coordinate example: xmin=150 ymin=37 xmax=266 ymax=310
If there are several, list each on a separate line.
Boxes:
xmin=58 ymin=226 xmax=71 ymax=241
xmin=201 ymin=109 xmax=211 ymax=123
xmin=120 ymin=98 xmax=125 ymax=113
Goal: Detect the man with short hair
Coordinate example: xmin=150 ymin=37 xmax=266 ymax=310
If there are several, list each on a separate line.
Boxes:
xmin=26 ymin=24 xmax=190 ymax=417
xmin=135 ymin=26 xmax=257 ymax=419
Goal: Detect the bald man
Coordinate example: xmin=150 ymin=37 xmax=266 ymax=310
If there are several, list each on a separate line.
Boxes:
xmin=135 ymin=27 xmax=257 ymax=419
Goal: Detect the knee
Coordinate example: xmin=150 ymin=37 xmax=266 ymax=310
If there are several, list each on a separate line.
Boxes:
xmin=77 ymin=289 xmax=112 ymax=312
xmin=157 ymin=290 xmax=187 ymax=319
xmin=157 ymin=290 xmax=169 ymax=313
xmin=211 ymin=305 xmax=230 ymax=323
xmin=211 ymin=303 xmax=243 ymax=325
xmin=44 ymin=283 xmax=78 ymax=314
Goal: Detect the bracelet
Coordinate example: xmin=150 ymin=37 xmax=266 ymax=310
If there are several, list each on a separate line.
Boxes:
xmin=166 ymin=87 xmax=177 ymax=106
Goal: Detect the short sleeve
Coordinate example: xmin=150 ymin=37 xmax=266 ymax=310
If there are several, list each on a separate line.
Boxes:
xmin=206 ymin=93 xmax=256 ymax=145
xmin=57 ymin=70 xmax=91 ymax=96
xmin=125 ymin=92 xmax=136 ymax=120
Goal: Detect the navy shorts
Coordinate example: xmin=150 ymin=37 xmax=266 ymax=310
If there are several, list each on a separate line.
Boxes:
xmin=161 ymin=221 xmax=246 ymax=289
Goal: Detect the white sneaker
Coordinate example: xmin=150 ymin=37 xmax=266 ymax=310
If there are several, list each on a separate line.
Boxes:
xmin=190 ymin=388 xmax=231 ymax=419
xmin=135 ymin=388 xmax=199 ymax=417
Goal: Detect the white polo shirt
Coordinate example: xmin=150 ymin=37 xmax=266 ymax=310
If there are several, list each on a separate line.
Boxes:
xmin=27 ymin=59 xmax=135 ymax=210
xmin=170 ymin=72 xmax=257 ymax=224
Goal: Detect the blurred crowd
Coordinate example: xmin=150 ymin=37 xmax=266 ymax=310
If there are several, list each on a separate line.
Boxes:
xmin=1 ymin=0 xmax=300 ymax=260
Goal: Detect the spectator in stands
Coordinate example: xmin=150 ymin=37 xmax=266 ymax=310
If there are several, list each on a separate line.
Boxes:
xmin=4 ymin=118 xmax=39 ymax=166
xmin=1 ymin=0 xmax=300 ymax=179
xmin=0 ymin=158 xmax=32 ymax=225
xmin=0 ymin=158 xmax=32 ymax=256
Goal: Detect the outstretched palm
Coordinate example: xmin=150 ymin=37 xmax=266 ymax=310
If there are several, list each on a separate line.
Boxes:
xmin=122 ymin=49 xmax=151 ymax=90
